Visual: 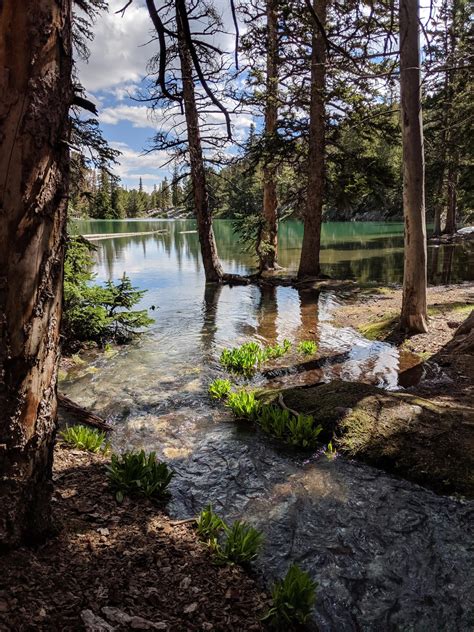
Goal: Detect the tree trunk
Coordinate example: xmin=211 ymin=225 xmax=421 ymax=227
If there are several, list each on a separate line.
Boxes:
xmin=443 ymin=155 xmax=458 ymax=234
xmin=298 ymin=0 xmax=327 ymax=279
xmin=0 ymin=0 xmax=72 ymax=547
xmin=399 ymin=0 xmax=428 ymax=334
xmin=176 ymin=13 xmax=224 ymax=283
xmin=260 ymin=0 xmax=279 ymax=271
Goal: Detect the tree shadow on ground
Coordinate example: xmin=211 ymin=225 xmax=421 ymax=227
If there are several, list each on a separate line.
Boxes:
xmin=0 ymin=449 xmax=268 ymax=632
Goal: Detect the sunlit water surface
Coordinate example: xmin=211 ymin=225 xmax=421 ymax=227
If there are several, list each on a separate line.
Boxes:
xmin=63 ymin=220 xmax=473 ymax=631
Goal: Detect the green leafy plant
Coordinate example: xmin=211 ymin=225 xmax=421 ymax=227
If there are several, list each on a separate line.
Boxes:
xmin=60 ymin=424 xmax=108 ymax=453
xmin=208 ymin=378 xmax=232 ymax=400
xmin=297 ymin=340 xmax=318 ymax=355
xmin=220 ymin=339 xmax=291 ymax=375
xmin=106 ymin=450 xmax=173 ymax=502
xmin=287 ymin=414 xmax=323 ymax=448
xmin=258 ymin=405 xmax=292 ymax=439
xmin=216 ymin=520 xmax=264 ymax=565
xmin=263 ymin=564 xmax=317 ymax=629
xmin=226 ymin=390 xmax=261 ymax=420
xmin=220 ymin=341 xmax=265 ymax=375
xmin=265 ymin=339 xmax=292 ymax=359
xmin=325 ymin=440 xmax=337 ymax=459
xmin=196 ymin=504 xmax=227 ymax=545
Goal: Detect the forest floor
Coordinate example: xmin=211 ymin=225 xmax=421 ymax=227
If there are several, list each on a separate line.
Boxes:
xmin=0 ymin=447 xmax=268 ymax=632
xmin=272 ymin=282 xmax=474 ymax=497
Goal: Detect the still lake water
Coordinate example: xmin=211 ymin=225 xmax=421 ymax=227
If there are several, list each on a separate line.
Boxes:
xmin=64 ymin=219 xmax=474 ymax=631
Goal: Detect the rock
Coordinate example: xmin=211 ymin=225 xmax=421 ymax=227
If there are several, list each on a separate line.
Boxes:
xmin=81 ymin=609 xmax=115 ymax=631
xmin=102 ymin=606 xmax=166 ymax=630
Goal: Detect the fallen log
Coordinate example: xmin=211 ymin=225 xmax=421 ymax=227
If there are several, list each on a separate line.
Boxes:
xmin=57 ymin=393 xmax=112 ymax=432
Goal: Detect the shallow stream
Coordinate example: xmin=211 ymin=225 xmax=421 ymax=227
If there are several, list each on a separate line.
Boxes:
xmin=63 ymin=220 xmax=474 ymax=630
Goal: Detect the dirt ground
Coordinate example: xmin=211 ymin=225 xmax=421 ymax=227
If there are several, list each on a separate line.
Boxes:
xmin=0 ymin=447 xmax=268 ymax=632
xmin=332 ymin=283 xmax=474 ymax=356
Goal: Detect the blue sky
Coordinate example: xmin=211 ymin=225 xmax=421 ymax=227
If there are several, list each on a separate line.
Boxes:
xmin=76 ymin=0 xmax=248 ymax=192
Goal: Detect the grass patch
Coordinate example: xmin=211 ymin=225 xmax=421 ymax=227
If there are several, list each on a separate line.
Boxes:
xmin=208 ymin=378 xmax=232 ymax=400
xmin=357 ymin=314 xmax=398 ymax=340
xmin=427 ymin=302 xmax=473 ymax=316
xmin=60 ymin=425 xmax=109 ymax=453
xmin=196 ymin=504 xmax=226 ymax=545
xmin=296 ymin=340 xmax=318 ymax=355
xmin=106 ymin=450 xmax=173 ymax=502
xmin=263 ymin=564 xmax=317 ymax=629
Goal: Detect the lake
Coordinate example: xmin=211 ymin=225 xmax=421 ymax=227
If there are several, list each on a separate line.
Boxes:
xmin=64 ymin=218 xmax=473 ymax=631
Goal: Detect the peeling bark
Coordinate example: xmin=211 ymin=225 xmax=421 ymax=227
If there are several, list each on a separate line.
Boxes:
xmin=0 ymin=0 xmax=72 ymax=547
xmin=298 ymin=0 xmax=327 ymax=279
xmin=399 ymin=0 xmax=428 ymax=334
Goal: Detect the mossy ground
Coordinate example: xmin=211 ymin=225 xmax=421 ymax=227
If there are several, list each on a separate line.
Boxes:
xmin=267 ymin=380 xmax=474 ymax=497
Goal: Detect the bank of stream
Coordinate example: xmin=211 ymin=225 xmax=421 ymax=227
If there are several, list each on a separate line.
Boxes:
xmin=61 ymin=281 xmax=474 ymax=631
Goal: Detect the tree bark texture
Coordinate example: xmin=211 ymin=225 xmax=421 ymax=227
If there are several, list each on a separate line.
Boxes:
xmin=260 ymin=0 xmax=279 ymax=271
xmin=399 ymin=0 xmax=428 ymax=333
xmin=0 ymin=0 xmax=72 ymax=547
xmin=298 ymin=0 xmax=327 ymax=279
xmin=177 ymin=14 xmax=224 ymax=283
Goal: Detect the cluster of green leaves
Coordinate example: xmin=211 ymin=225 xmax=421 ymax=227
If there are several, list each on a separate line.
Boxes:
xmin=208 ymin=378 xmax=232 ymax=400
xmin=226 ymin=390 xmax=262 ymax=420
xmin=220 ymin=339 xmax=291 ymax=375
xmin=224 ymin=392 xmax=323 ymax=449
xmin=59 ymin=424 xmax=108 ymax=453
xmin=259 ymin=405 xmax=323 ymax=449
xmin=106 ymin=450 xmax=173 ymax=502
xmin=296 ymin=340 xmax=318 ymax=356
xmin=196 ymin=505 xmax=264 ymax=566
xmin=63 ymin=236 xmax=153 ymax=350
xmin=264 ymin=564 xmax=317 ymax=629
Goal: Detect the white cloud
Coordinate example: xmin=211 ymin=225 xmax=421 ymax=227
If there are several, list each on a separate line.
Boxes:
xmin=76 ymin=2 xmax=152 ymax=92
xmin=110 ymin=141 xmax=168 ymax=186
xmin=100 ymin=104 xmax=155 ymax=128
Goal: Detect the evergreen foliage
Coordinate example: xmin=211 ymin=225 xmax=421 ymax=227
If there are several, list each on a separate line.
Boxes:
xmin=62 ymin=236 xmax=153 ymax=350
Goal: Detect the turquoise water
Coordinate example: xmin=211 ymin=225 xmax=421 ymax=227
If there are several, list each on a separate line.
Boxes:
xmin=72 ymin=218 xmax=473 ymax=286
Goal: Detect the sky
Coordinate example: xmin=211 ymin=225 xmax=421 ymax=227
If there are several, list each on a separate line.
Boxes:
xmin=76 ymin=0 xmax=245 ymax=192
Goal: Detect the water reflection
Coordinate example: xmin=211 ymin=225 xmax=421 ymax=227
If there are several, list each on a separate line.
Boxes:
xmin=74 ymin=218 xmax=473 ymax=286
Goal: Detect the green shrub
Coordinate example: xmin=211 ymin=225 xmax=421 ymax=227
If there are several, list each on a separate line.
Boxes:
xmin=208 ymin=378 xmax=232 ymax=400
xmin=60 ymin=424 xmax=108 ymax=453
xmin=287 ymin=414 xmax=323 ymax=448
xmin=216 ymin=520 xmax=264 ymax=565
xmin=258 ymin=405 xmax=292 ymax=439
xmin=63 ymin=236 xmax=153 ymax=350
xmin=297 ymin=340 xmax=318 ymax=355
xmin=226 ymin=390 xmax=261 ymax=420
xmin=263 ymin=564 xmax=317 ymax=629
xmin=106 ymin=450 xmax=173 ymax=502
xmin=196 ymin=504 xmax=227 ymax=544
xmin=220 ymin=339 xmax=292 ymax=375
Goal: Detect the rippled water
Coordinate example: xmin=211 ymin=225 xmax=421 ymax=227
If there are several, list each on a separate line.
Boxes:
xmin=63 ymin=219 xmax=474 ymax=630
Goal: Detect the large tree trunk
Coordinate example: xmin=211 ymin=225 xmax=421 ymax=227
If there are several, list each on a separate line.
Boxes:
xmin=176 ymin=14 xmax=224 ymax=283
xmin=399 ymin=0 xmax=428 ymax=333
xmin=0 ymin=0 xmax=72 ymax=547
xmin=259 ymin=0 xmax=279 ymax=271
xmin=298 ymin=0 xmax=327 ymax=279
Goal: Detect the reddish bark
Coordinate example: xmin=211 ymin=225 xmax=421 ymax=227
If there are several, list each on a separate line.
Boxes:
xmin=0 ymin=0 xmax=72 ymax=546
